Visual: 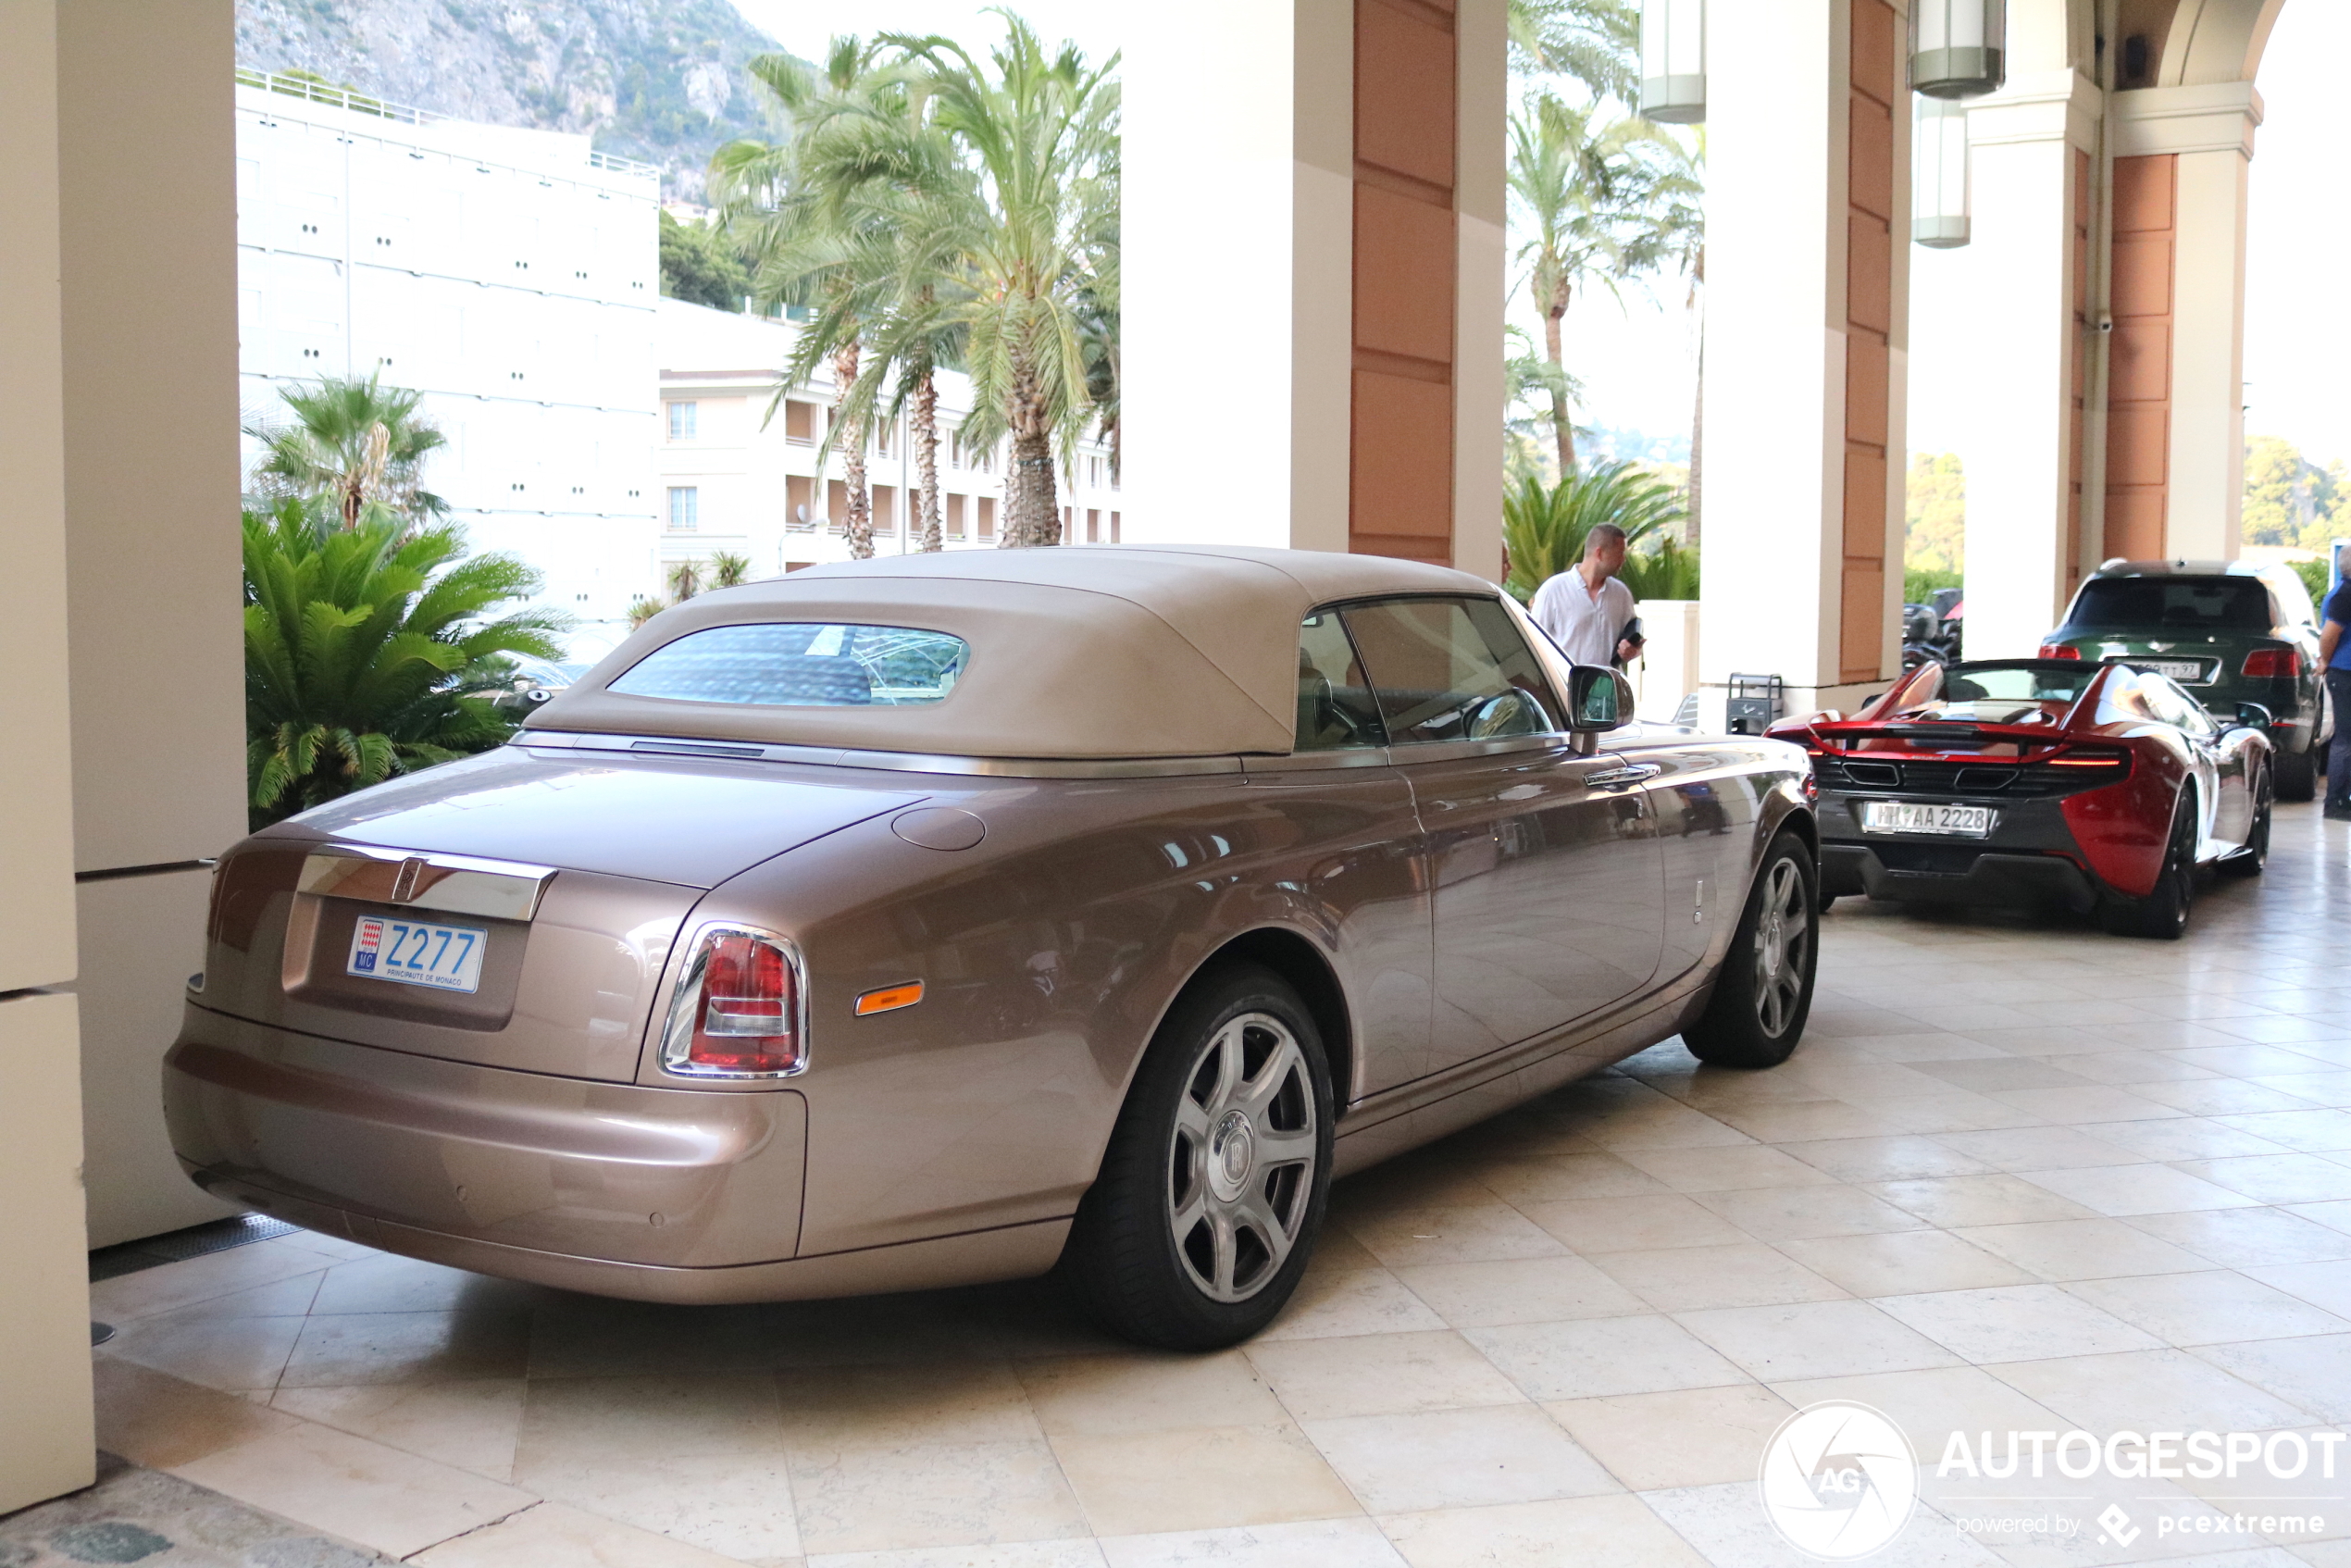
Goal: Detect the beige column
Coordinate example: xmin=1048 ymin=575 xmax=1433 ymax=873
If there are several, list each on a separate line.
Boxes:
xmin=1699 ymin=0 xmax=1911 ymax=719
xmin=0 ymin=1 xmax=98 ymax=1514
xmin=2110 ymin=82 xmax=2259 ymax=561
xmin=1126 ymin=0 xmax=1506 ymax=579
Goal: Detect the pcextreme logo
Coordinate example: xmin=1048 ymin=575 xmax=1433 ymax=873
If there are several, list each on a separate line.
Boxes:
xmin=1759 ymin=1401 xmax=1920 ymax=1560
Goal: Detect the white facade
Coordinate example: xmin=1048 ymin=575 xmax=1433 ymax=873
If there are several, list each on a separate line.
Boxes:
xmin=654 ymin=299 xmax=1124 ymax=578
xmin=233 ymin=71 xmax=662 ymax=652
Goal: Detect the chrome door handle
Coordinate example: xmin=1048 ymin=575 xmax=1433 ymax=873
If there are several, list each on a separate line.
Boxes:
xmin=1582 ymin=763 xmax=1660 ymax=790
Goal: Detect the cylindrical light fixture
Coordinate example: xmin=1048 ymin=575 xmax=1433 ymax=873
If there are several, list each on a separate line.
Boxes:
xmin=1639 ymin=0 xmax=1706 ymax=125
xmin=1911 ymin=0 xmax=2006 ymax=98
xmin=1912 ymin=95 xmax=1972 ymax=248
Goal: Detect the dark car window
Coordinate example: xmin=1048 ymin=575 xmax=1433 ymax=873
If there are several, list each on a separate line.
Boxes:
xmin=1341 ymin=597 xmax=1561 ymax=745
xmin=1295 ymin=611 xmax=1386 ymax=750
xmin=609 ymin=623 xmax=967 ymax=706
xmin=2069 ymin=577 xmax=2276 ymax=631
xmin=1901 ymin=665 xmax=2097 ymax=725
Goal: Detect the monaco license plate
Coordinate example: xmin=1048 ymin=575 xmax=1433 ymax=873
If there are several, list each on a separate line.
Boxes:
xmin=2123 ymin=657 xmax=2207 ymax=683
xmin=1860 ymin=801 xmax=1996 ymax=838
xmin=346 ymin=915 xmax=488 ymax=994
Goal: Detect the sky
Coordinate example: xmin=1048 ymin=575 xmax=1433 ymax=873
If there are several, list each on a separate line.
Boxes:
xmin=726 ymin=2 xmax=2345 ymax=466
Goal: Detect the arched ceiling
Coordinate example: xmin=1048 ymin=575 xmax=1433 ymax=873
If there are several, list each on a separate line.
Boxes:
xmin=2103 ymin=0 xmax=2286 ymax=86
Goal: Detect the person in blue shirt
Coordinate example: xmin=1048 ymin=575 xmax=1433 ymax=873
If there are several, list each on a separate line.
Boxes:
xmin=2324 ymin=576 xmax=2351 ymax=820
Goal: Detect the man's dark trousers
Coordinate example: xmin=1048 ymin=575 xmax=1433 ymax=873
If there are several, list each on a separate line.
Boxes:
xmin=2329 ymin=668 xmax=2351 ymax=812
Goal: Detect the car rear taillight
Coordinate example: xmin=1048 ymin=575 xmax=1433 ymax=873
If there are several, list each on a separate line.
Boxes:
xmin=2038 ymin=643 xmax=2081 ymax=659
xmin=2242 ymin=648 xmax=2302 ymax=678
xmin=660 ymin=925 xmax=805 ymax=1077
xmin=2045 ymin=747 xmax=2133 ymax=784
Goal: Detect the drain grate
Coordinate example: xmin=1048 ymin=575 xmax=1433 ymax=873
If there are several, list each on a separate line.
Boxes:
xmin=88 ymin=1213 xmax=303 ymax=1282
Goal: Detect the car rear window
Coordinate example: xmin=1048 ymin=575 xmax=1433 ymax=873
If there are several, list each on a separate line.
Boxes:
xmin=2069 ymin=577 xmax=2276 ymax=631
xmin=608 ymin=623 xmax=968 ymax=707
xmin=1896 ymin=665 xmax=2100 ymax=724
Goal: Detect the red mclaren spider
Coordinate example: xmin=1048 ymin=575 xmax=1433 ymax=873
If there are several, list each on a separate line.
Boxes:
xmin=1767 ymin=658 xmax=2274 ymax=939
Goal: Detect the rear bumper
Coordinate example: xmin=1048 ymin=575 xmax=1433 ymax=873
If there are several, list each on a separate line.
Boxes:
xmin=1822 ymin=842 xmax=2100 ymax=913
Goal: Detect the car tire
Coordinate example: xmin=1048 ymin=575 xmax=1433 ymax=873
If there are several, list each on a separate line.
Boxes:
xmin=2278 ymin=743 xmax=2318 ymax=803
xmin=2221 ymin=764 xmax=2272 ymax=878
xmin=2099 ymin=793 xmax=2195 ymax=939
xmin=1682 ymin=832 xmax=1818 ymax=1070
xmin=1066 ymin=963 xmax=1334 ymax=1350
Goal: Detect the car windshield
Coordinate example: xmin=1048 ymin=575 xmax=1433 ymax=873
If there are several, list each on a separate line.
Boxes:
xmin=608 ymin=623 xmax=968 ymax=707
xmin=2070 ymin=577 xmax=2274 ymax=631
xmin=1894 ymin=665 xmax=2099 ymax=724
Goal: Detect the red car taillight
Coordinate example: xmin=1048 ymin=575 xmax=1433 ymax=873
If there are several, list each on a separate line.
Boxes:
xmin=660 ymin=925 xmax=805 ymax=1077
xmin=2045 ymin=746 xmax=2133 ymax=784
xmin=2242 ymin=648 xmax=2302 ymax=678
xmin=2038 ymin=643 xmax=2081 ymax=660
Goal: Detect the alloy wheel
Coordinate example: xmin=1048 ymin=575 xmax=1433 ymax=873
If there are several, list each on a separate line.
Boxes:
xmin=1165 ymin=1013 xmax=1318 ymax=1302
xmin=1751 ymin=858 xmax=1811 ymax=1039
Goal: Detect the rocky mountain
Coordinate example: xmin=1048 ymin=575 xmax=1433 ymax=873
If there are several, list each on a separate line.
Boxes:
xmin=234 ymin=0 xmax=790 ymax=198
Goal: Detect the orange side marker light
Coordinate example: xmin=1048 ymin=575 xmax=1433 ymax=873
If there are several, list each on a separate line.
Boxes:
xmin=855 ymin=981 xmax=925 ymax=1016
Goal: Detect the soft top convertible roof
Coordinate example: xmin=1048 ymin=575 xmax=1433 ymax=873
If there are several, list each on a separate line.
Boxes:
xmin=530 ymin=544 xmax=1498 ymax=759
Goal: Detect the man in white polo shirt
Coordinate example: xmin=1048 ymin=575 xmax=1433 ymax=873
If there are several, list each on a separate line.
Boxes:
xmin=1529 ymin=522 xmax=1642 ymax=668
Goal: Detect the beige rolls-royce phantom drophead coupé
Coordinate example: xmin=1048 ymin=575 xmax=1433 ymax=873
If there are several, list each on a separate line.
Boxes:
xmin=166 ymin=545 xmax=1819 ymax=1348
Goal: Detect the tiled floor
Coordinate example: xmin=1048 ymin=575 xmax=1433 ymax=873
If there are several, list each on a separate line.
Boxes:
xmin=87 ymin=803 xmax=2351 ymax=1566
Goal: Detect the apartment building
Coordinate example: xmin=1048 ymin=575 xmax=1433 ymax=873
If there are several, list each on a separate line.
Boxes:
xmin=233 ymin=70 xmax=662 ymax=653
xmin=655 ymin=298 xmax=1122 ymax=579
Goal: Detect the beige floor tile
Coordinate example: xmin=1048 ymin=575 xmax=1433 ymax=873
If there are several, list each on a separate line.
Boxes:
xmin=1613 ymin=1144 xmax=1838 ymax=1194
xmin=272 ymin=1230 xmax=387 ymax=1263
xmin=774 ymin=1361 xmax=1042 ymax=1457
xmin=1674 ymin=1300 xmax=1963 ymax=1381
xmin=789 ymin=1439 xmax=1088 ymax=1555
xmin=526 ymin=1297 xmax=803 ymax=1378
xmin=1096 ymin=1518 xmax=1404 ymax=1568
xmin=1516 ymin=1194 xmax=1751 ymax=1253
xmin=2193 ymin=1334 xmax=2351 ymax=1425
xmin=518 ymin=1450 xmax=802 ymax=1560
xmin=1698 ymin=1101 xmax=1914 ymax=1144
xmin=2011 ymin=1163 xmax=2262 ymax=1217
xmin=172 ymin=1419 xmax=537 ymax=1558
xmin=1302 ymin=1404 xmax=1616 ymax=1513
xmin=2295 ymin=1199 xmax=2351 ymax=1235
xmin=1467 ymin=1153 xmax=1673 ymax=1204
xmin=103 ymin=1310 xmax=306 ymax=1394
xmin=279 ymin=1308 xmax=532 ymax=1388
xmin=815 ymin=1543 xmax=1108 ymax=1568
xmin=1776 ymin=1230 xmax=2034 ymax=1297
xmin=272 ymin=1378 xmax=525 ymax=1480
xmin=1930 ymin=1126 xmax=2145 ymax=1171
xmin=1640 ymin=1480 xmax=2007 ymax=1567
xmin=1777 ymin=1137 xmax=1995 ymax=1183
xmin=1018 ymin=1351 xmax=1288 ymax=1437
xmin=1693 ymin=1183 xmax=1932 ymax=1241
xmin=308 ymin=1252 xmax=544 ymax=1316
xmin=2215 ymin=1110 xmax=2351 ymax=1153
xmin=1463 ymin=1314 xmax=1747 ymax=1401
xmin=1391 ymin=1256 xmax=1648 ymax=1328
xmin=2070 ymin=1116 xmax=2295 ymax=1162
xmin=93 ymin=1272 xmax=326 ymax=1325
xmin=1545 ymin=1384 xmax=1794 ymax=1490
xmin=1908 ymin=1059 xmax=2102 ymax=1093
xmin=1982 ymin=1085 xmax=2188 ymax=1124
xmin=2172 ymin=1043 xmax=2351 ymax=1076
xmin=1377 ymin=1493 xmax=1710 ymax=1568
xmin=2127 ymin=1206 xmax=2351 ymax=1267
xmin=1330 ymin=1151 xmax=1511 ymax=1215
xmin=1257 ymin=1267 xmax=1451 ymax=1341
xmin=1868 ymin=1092 xmax=2052 ymax=1136
xmin=2062 ymin=1270 xmax=2351 ymax=1349
xmin=2177 ymin=1154 xmax=2351 ymax=1205
xmin=2133 ymin=1076 xmax=2326 ymax=1115
xmin=87 ymin=1240 xmax=330 ymax=1325
xmin=1872 ymin=1284 xmax=2161 ymax=1363
xmin=1052 ymin=1424 xmax=1360 ymax=1536
xmin=1244 ymin=1329 xmax=1526 ymax=1421
xmin=1342 ymin=1203 xmax=1570 ymax=1268
xmin=1566 ymin=1101 xmax=1756 ymax=1154
xmin=1989 ymin=1348 xmax=2317 ymax=1432
xmin=2241 ymin=1259 xmax=2351 ymax=1317
xmin=1768 ymin=1364 xmax=2068 ymax=1488
xmin=407 ymin=1500 xmax=750 ymax=1567
xmin=1822 ymin=1031 xmax=2015 ymax=1061
xmin=2041 ymin=1050 xmax=2223 ymax=1086
xmin=1586 ymin=1242 xmax=1847 ymax=1312
xmin=1862 ymin=1174 xmax=2100 ymax=1228
xmin=93 ymin=1358 xmax=299 ymax=1470
xmin=1951 ymin=1218 xmax=2212 ymax=1281
xmin=516 ymin=1373 xmax=784 ymax=1469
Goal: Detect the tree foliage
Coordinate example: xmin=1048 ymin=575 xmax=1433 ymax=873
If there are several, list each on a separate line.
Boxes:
xmin=658 ymin=210 xmax=754 ymax=310
xmin=2244 ymin=435 xmax=2350 ymax=550
xmin=243 ymin=499 xmax=566 ymax=828
xmin=245 ymin=376 xmax=449 ymax=529
xmin=1500 ymin=462 xmax=1687 ymax=602
xmin=1906 ymin=451 xmax=1966 ymax=574
xmin=1508 ymin=0 xmax=1639 ymax=102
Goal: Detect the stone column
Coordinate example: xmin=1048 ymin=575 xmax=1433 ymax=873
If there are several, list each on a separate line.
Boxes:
xmin=1126 ymin=0 xmax=1505 ymax=579
xmin=1699 ymin=0 xmax=1910 ymax=719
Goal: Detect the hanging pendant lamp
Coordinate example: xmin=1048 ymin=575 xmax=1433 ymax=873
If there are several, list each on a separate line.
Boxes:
xmin=1911 ymin=0 xmax=2006 ymax=99
xmin=1912 ymin=95 xmax=1972 ymax=248
xmin=1639 ymin=0 xmax=1706 ymax=125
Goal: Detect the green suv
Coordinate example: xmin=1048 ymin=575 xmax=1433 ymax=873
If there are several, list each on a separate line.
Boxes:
xmin=2039 ymin=559 xmax=2333 ymax=800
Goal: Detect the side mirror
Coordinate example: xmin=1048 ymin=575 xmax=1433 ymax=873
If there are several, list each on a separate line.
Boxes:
xmin=2233 ymin=701 xmax=2275 ymax=731
xmin=1566 ymin=666 xmax=1635 ymax=731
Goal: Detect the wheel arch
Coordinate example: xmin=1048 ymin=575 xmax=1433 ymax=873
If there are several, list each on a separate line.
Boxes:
xmin=1196 ymin=927 xmax=1357 ymax=1113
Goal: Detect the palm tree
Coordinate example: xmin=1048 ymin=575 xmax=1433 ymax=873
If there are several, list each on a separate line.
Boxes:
xmin=706 ymin=550 xmax=755 ymax=588
xmin=877 ymin=15 xmax=1119 ymax=547
xmin=1500 ymin=461 xmax=1686 ymax=602
xmin=243 ymin=498 xmax=566 ymax=827
xmin=245 ymin=375 xmax=449 ymax=529
xmin=1508 ymin=0 xmax=1639 ymax=103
